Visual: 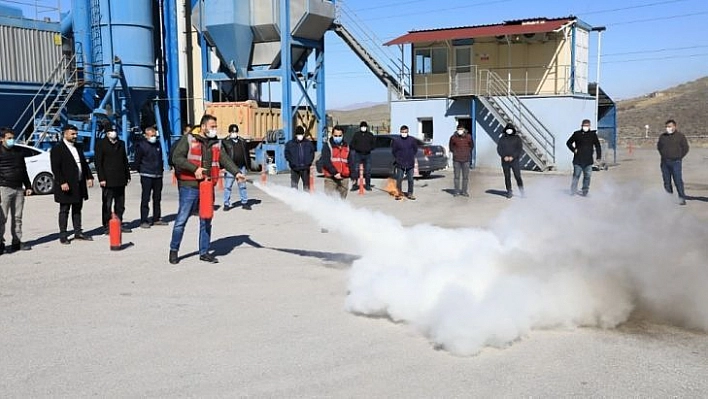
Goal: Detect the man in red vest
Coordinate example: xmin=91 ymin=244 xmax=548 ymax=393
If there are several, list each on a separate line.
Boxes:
xmin=169 ymin=114 xmax=245 ymax=264
xmin=321 ymin=125 xmax=351 ymax=199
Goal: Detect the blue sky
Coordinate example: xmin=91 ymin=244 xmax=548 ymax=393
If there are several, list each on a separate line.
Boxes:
xmin=5 ymin=0 xmax=707 ymax=109
xmin=324 ymin=0 xmax=708 ymax=108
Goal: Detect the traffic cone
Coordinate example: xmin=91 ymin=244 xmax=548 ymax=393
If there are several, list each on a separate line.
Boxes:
xmin=414 ymin=158 xmax=420 ymax=177
xmin=260 ymin=162 xmax=267 ymax=185
xmin=172 ymin=171 xmax=177 ymax=185
xmin=309 ymin=165 xmax=315 ymax=193
xmin=358 ymin=164 xmax=364 ymax=196
xmin=217 ymin=171 xmax=224 ymax=191
xmin=109 ymin=213 xmax=122 ymax=251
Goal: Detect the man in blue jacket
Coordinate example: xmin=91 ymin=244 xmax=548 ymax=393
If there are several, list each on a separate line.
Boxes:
xmin=134 ymin=126 xmax=167 ymax=228
xmin=284 ymin=126 xmax=315 ymax=191
xmin=392 ymin=125 xmax=418 ymax=200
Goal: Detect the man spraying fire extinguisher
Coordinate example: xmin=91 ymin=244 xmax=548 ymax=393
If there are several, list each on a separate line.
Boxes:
xmin=168 ymin=114 xmax=246 ymax=264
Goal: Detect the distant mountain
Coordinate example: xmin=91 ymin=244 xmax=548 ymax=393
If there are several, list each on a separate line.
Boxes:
xmin=328 ymin=103 xmax=390 ymax=131
xmin=617 ymin=77 xmax=708 ymax=137
xmin=331 ymin=102 xmax=386 ymax=111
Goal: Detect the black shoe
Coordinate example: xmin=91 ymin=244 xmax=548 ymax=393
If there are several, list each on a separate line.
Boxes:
xmin=121 ymin=226 xmax=132 ymax=233
xmin=679 ymin=199 xmax=687 ymax=206
xmin=74 ymin=233 xmax=93 ymax=241
xmin=153 ymin=220 xmax=168 ymax=226
xmin=169 ymin=250 xmax=179 ymax=264
xmin=461 ymin=192 xmax=470 ymax=198
xmin=11 ymin=243 xmax=31 ymax=251
xmin=507 ymin=191 xmax=513 ymax=199
xmin=242 ymin=204 xmax=252 ymax=210
xmin=365 ymin=186 xmax=373 ymax=191
xmin=60 ymin=237 xmax=71 ymax=245
xmin=350 ymin=185 xmax=359 ymax=192
xmin=406 ymin=194 xmax=416 ymax=201
xmin=223 ymin=204 xmax=231 ymax=211
xmin=199 ymin=253 xmax=219 ymax=264
xmin=0 ymin=243 xmax=4 ymax=254
xmin=140 ymin=222 xmax=151 ymax=229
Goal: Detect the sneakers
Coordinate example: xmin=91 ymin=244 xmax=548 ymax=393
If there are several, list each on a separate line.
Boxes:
xmin=74 ymin=233 xmax=93 ymax=241
xmin=199 ymin=253 xmax=219 ymax=264
xmin=153 ymin=220 xmax=168 ymax=226
xmin=140 ymin=222 xmax=151 ymax=229
xmin=169 ymin=250 xmax=179 ymax=264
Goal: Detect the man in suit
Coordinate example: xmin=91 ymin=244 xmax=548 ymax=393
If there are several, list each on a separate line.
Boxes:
xmin=95 ymin=125 xmax=132 ymax=233
xmin=50 ymin=125 xmax=94 ymax=244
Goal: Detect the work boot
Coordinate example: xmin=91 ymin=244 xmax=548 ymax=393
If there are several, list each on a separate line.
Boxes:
xmin=199 ymin=253 xmax=219 ymax=264
xmin=169 ymin=250 xmax=179 ymax=264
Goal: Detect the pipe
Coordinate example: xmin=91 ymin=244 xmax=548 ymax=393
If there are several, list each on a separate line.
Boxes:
xmin=154 ymin=100 xmax=170 ymax=171
xmin=60 ymin=11 xmax=72 ymax=36
xmin=164 ymin=0 xmax=182 ymax=139
xmin=71 ymin=0 xmax=93 ymax=81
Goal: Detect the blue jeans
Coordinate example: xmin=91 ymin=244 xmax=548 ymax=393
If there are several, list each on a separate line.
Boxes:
xmin=223 ymin=166 xmax=248 ymax=206
xmin=571 ymin=164 xmax=593 ymax=194
xmin=170 ymin=186 xmax=212 ymax=255
xmin=396 ymin=166 xmax=415 ymax=195
xmin=660 ymin=159 xmax=685 ymax=198
xmin=351 ymin=152 xmax=372 ymax=186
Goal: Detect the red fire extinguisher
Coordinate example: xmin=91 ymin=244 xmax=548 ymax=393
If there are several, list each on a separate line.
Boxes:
xmin=109 ymin=213 xmax=122 ymax=251
xmin=199 ymin=179 xmax=214 ymax=219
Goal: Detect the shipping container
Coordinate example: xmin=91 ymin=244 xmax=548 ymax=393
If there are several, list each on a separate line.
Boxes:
xmin=0 ymin=25 xmax=62 ymax=83
xmin=205 ymin=100 xmax=318 ymax=140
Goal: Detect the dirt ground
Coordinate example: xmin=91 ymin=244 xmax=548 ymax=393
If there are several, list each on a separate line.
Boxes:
xmin=1 ymin=147 xmax=707 ymax=397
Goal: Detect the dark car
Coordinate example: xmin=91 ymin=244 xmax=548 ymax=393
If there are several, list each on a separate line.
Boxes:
xmin=317 ymin=134 xmax=448 ymax=178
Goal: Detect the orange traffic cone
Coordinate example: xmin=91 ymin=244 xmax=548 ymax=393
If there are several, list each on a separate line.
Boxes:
xmin=217 ymin=172 xmax=224 ymax=191
xmin=260 ymin=162 xmax=267 ymax=185
xmin=358 ymin=164 xmax=364 ymax=196
xmin=414 ymin=158 xmax=420 ymax=177
xmin=309 ymin=165 xmax=315 ymax=193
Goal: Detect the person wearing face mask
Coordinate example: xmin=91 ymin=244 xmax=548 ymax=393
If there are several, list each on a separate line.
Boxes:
xmin=94 ymin=125 xmax=132 ymax=234
xmin=349 ymin=120 xmax=376 ymax=191
xmin=392 ymin=125 xmax=419 ymax=200
xmin=0 ymin=127 xmax=34 ymax=254
xmin=448 ymin=124 xmax=474 ymax=197
xmin=134 ymin=126 xmax=167 ymax=228
xmin=169 ymin=114 xmax=246 ymax=264
xmin=496 ymin=123 xmax=524 ymax=198
xmin=222 ymin=124 xmax=250 ymax=210
xmin=657 ymin=119 xmax=689 ymax=205
xmin=321 ymin=125 xmax=351 ymax=198
xmin=284 ymin=126 xmax=316 ymax=191
xmin=566 ymin=119 xmax=602 ymax=196
xmin=50 ymin=125 xmax=95 ymax=244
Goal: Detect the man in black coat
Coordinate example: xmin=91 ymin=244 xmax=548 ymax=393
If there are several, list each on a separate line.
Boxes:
xmin=94 ymin=126 xmax=131 ymax=233
xmin=497 ymin=123 xmax=524 ymax=198
xmin=284 ymin=126 xmax=315 ymax=190
xmin=134 ymin=126 xmax=166 ymax=228
xmin=657 ymin=119 xmax=689 ymax=205
xmin=222 ymin=124 xmax=250 ymax=210
xmin=349 ymin=120 xmax=376 ymax=191
xmin=50 ymin=125 xmax=94 ymax=244
xmin=0 ymin=127 xmax=33 ymax=254
xmin=566 ymin=119 xmax=601 ymax=196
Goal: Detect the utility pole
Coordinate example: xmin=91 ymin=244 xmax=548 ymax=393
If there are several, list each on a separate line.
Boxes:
xmin=591 ymin=26 xmax=606 ymax=131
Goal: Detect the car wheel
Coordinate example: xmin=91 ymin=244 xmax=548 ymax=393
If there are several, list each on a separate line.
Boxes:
xmin=33 ymin=172 xmax=54 ymax=195
xmin=420 ymin=171 xmax=432 ymax=178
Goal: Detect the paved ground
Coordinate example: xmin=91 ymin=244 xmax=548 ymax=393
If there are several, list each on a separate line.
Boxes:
xmin=1 ymin=147 xmax=707 ymax=397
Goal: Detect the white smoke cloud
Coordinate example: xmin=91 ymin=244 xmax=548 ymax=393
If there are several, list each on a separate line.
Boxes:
xmin=257 ymin=181 xmax=708 ymax=356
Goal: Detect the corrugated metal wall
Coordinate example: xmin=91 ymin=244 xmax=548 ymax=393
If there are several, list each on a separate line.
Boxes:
xmin=0 ymin=25 xmax=62 ymax=83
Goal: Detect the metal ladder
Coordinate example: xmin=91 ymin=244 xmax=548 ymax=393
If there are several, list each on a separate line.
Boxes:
xmin=12 ymin=54 xmax=80 ymax=146
xmin=90 ymin=0 xmax=103 ymax=83
xmin=478 ymin=70 xmax=556 ymax=170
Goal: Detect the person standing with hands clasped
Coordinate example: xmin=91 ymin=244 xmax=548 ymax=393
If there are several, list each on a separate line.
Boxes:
xmin=321 ymin=125 xmax=351 ymax=199
xmin=134 ymin=126 xmax=167 ymax=228
xmin=497 ymin=123 xmax=524 ymax=198
xmin=566 ymin=119 xmax=601 ymax=197
xmin=349 ymin=121 xmax=375 ymax=191
xmin=222 ymin=124 xmax=251 ymax=210
xmin=94 ymin=126 xmax=132 ymax=233
xmin=657 ymin=119 xmax=689 ymax=205
xmin=392 ymin=125 xmax=418 ymax=201
xmin=284 ymin=126 xmax=315 ymax=191
xmin=448 ymin=124 xmax=474 ymax=197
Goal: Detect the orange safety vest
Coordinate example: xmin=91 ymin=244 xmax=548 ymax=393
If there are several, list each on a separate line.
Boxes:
xmin=323 ymin=142 xmax=350 ymax=178
xmin=177 ymin=134 xmax=221 ymax=183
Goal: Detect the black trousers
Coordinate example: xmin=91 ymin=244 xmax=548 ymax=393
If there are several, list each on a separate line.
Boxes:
xmin=58 ymin=201 xmax=83 ymax=237
xmin=502 ymin=160 xmax=524 ymax=192
xmin=140 ymin=176 xmax=163 ymax=223
xmin=290 ymin=169 xmax=310 ymax=190
xmin=102 ymin=186 xmax=126 ymax=227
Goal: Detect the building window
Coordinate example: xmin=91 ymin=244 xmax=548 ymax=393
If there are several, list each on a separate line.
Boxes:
xmin=418 ymin=118 xmax=433 ymax=141
xmin=414 ymin=47 xmax=448 ymax=74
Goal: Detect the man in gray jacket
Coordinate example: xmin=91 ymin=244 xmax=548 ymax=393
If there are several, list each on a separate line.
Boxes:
xmin=657 ymin=119 xmax=689 ymax=205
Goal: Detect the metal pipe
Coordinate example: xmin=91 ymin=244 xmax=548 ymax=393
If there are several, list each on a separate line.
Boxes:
xmin=153 ymin=99 xmax=170 ymax=170
xmin=164 ymin=0 xmax=182 ymax=139
xmin=592 ymin=26 xmax=606 ymax=132
xmin=280 ymin=0 xmax=292 ymax=139
xmin=316 ymin=45 xmax=326 ymax=152
xmin=71 ymin=0 xmax=93 ymax=82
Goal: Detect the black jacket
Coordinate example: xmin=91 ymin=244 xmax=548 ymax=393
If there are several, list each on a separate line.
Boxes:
xmin=566 ymin=130 xmax=601 ymax=167
xmin=350 ymin=131 xmax=375 ymax=154
xmin=657 ymin=131 xmax=689 ymax=161
xmin=50 ymin=140 xmax=93 ymax=204
xmin=284 ymin=139 xmax=315 ymax=171
xmin=0 ymin=145 xmax=31 ymax=189
xmin=134 ymin=138 xmax=164 ymax=178
xmin=222 ymin=137 xmax=249 ymax=169
xmin=94 ymin=138 xmax=130 ymax=187
xmin=497 ymin=133 xmax=523 ymax=160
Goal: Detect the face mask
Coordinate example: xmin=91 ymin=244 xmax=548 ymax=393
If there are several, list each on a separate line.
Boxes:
xmin=333 ymin=136 xmax=343 ymax=144
xmin=147 ymin=136 xmax=157 ymax=144
xmin=582 ymin=126 xmax=590 ymax=132
xmin=207 ymin=129 xmax=218 ymax=138
xmin=401 ymin=132 xmax=408 ymax=138
xmin=360 ymin=127 xmax=367 ymax=132
xmin=296 ymin=134 xmax=304 ymax=141
xmin=666 ymin=127 xmax=675 ymax=134
xmin=5 ymin=138 xmax=15 ymax=148
xmin=230 ymin=133 xmax=239 ymax=140
xmin=107 ymin=131 xmax=117 ymax=140
xmin=505 ymin=129 xmax=513 ymax=135
xmin=457 ymin=129 xmax=465 ymax=135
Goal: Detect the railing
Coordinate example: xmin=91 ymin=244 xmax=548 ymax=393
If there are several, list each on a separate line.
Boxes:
xmin=481 ymin=69 xmax=555 ymax=164
xmin=12 ymin=54 xmax=77 ymax=140
xmin=449 ymin=65 xmax=478 ymax=97
xmin=336 ymin=0 xmax=411 ymax=98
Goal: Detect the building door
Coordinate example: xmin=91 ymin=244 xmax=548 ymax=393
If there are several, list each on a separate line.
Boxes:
xmin=453 ymin=47 xmax=474 ymax=96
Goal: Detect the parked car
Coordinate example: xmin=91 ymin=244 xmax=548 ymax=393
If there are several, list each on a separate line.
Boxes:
xmin=317 ymin=134 xmax=448 ymax=178
xmin=15 ymin=144 xmax=54 ymax=195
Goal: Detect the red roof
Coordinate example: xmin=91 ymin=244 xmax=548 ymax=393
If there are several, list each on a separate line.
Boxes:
xmin=384 ymin=17 xmax=574 ymax=46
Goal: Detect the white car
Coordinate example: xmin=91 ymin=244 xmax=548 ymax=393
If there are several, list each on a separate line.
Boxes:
xmin=15 ymin=144 xmax=54 ymax=195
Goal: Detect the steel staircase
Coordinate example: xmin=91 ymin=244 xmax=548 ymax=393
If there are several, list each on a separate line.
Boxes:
xmin=478 ymin=70 xmax=556 ymax=170
xmin=333 ymin=2 xmax=410 ymax=98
